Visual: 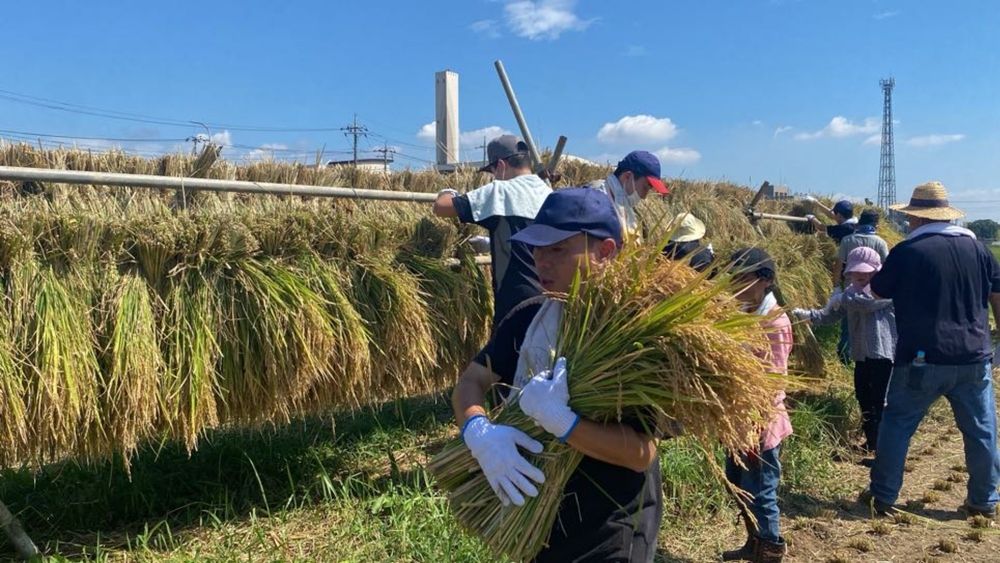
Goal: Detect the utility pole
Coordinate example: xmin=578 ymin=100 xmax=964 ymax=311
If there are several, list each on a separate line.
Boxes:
xmin=877 ymin=78 xmax=896 ymax=211
xmin=476 ymin=136 xmax=487 ymax=166
xmin=340 ymin=114 xmax=368 ymax=168
xmin=373 ymin=143 xmax=396 ymax=172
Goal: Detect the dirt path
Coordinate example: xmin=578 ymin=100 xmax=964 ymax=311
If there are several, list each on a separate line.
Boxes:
xmin=776 ymin=402 xmax=999 ymax=562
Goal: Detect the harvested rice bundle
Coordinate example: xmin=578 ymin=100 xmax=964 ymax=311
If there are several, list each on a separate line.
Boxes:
xmin=95 ymin=270 xmax=164 ymax=467
xmin=349 ymin=258 xmax=437 ymax=402
xmin=297 ymin=254 xmax=372 ymax=409
xmin=0 ymin=298 xmax=27 ymax=467
xmin=430 ymin=248 xmax=783 ymax=561
xmin=160 ymin=269 xmax=221 ymax=451
xmin=215 ymin=258 xmax=336 ymax=423
xmin=13 ymin=261 xmax=104 ymax=463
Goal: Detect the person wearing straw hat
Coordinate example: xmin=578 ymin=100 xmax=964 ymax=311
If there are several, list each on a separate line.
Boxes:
xmin=662 ymin=212 xmax=715 ymax=272
xmin=792 ymin=247 xmax=897 ymax=460
xmin=433 ymin=134 xmax=551 ymax=328
xmin=452 ymin=188 xmax=662 ymax=562
xmin=589 ymin=150 xmax=670 ymax=242
xmin=861 ymin=181 xmax=1000 ymax=518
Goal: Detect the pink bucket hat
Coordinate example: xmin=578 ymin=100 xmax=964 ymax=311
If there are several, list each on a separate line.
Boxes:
xmin=845 ymin=246 xmax=882 ymax=274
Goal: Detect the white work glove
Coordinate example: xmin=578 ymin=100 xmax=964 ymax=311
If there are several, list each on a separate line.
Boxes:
xmin=462 ymin=415 xmax=545 ymax=506
xmin=805 ymin=214 xmax=817 ymax=222
xmin=803 ymin=196 xmax=818 ymax=203
xmin=438 ymin=188 xmax=460 ymax=198
xmin=517 ymin=357 xmax=581 ymax=442
xmin=790 ymin=308 xmax=810 ymax=321
xmin=821 ymin=290 xmax=843 ymax=314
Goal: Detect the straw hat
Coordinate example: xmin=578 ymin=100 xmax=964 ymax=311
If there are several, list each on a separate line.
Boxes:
xmin=890 ymin=181 xmax=965 ymax=220
xmin=670 ymin=212 xmax=706 ymax=242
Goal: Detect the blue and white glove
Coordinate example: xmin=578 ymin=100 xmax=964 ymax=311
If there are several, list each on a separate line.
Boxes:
xmin=462 ymin=415 xmax=545 ymax=506
xmin=518 ymin=357 xmax=581 ymax=442
xmin=790 ymin=308 xmax=810 ymax=321
xmin=822 ymin=290 xmax=843 ymax=314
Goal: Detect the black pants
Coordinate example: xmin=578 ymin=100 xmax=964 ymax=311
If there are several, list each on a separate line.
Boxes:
xmin=854 ymin=358 xmax=893 ymax=450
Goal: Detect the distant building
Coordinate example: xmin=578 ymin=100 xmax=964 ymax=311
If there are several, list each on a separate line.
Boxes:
xmin=327 ymin=157 xmax=393 ymax=173
xmin=762 ymin=183 xmax=790 ymax=200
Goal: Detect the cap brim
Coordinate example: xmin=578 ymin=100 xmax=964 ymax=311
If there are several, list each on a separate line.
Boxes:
xmin=510 ymin=224 xmax=580 ymax=248
xmin=648 ymin=176 xmax=669 ymax=195
xmin=845 ymin=264 xmax=878 ymax=274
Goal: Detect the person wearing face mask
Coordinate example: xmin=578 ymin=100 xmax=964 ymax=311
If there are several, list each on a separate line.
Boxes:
xmin=791 ymin=247 xmax=897 ymax=460
xmin=433 ymin=134 xmax=551 ymax=329
xmin=589 ymin=150 xmax=669 ymax=242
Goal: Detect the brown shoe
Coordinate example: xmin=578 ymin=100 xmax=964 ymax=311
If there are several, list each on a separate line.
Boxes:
xmin=722 ymin=535 xmax=757 ymax=561
xmin=752 ymin=538 xmax=786 ymax=563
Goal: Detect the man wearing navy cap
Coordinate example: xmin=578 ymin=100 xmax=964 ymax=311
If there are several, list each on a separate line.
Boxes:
xmin=805 ymin=198 xmax=858 ymax=245
xmin=590 ymin=150 xmax=670 ymax=241
xmin=452 ymin=187 xmax=662 ymax=562
xmin=433 ymin=134 xmax=551 ymax=328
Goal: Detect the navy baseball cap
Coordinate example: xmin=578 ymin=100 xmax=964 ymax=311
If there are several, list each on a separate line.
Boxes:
xmin=729 ymin=247 xmax=776 ymax=280
xmin=511 ymin=187 xmax=623 ymax=247
xmin=615 ymin=151 xmax=669 ymax=195
xmin=833 ymin=200 xmax=854 ymax=218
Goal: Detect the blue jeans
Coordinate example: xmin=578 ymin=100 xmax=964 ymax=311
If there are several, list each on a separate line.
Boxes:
xmin=870 ymin=362 xmax=1000 ymax=510
xmin=726 ymin=446 xmax=782 ymax=543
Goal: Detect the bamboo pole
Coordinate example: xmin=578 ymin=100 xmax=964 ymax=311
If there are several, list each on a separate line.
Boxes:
xmin=0 ymin=500 xmax=39 ymax=560
xmin=0 ymin=166 xmax=437 ymax=202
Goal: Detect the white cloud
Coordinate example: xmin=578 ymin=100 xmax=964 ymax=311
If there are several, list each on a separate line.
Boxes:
xmin=597 ymin=115 xmax=679 ymax=144
xmin=794 ymin=116 xmax=879 ymax=140
xmin=873 ymin=10 xmax=900 ymax=20
xmin=624 ymin=45 xmax=647 ymax=57
xmin=470 ymin=19 xmax=502 ymax=39
xmin=209 ymin=130 xmax=232 ymax=146
xmin=773 ymin=125 xmax=793 ymax=138
xmin=653 ymin=146 xmax=701 ymax=165
xmin=752 ymin=120 xmax=763 ymax=126
xmin=863 ymin=134 xmax=881 ymax=146
xmin=417 ymin=122 xmax=436 ymax=141
xmin=905 ymin=134 xmax=965 ymax=148
xmin=460 ymin=126 xmax=512 ymax=147
xmin=504 ymin=0 xmax=592 ymax=41
xmin=415 ymin=122 xmax=512 ymax=148
xmin=243 ymin=143 xmax=289 ymax=161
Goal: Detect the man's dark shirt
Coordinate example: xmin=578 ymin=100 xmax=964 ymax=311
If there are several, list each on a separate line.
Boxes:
xmin=871 ymin=233 xmax=1000 ymax=365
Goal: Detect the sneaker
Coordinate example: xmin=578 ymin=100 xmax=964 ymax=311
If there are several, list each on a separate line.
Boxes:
xmin=858 ymin=489 xmax=895 ymax=516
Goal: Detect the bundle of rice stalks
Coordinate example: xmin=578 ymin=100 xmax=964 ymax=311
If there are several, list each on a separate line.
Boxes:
xmin=297 ymin=254 xmax=372 ymax=409
xmin=399 ymin=252 xmax=492 ymax=385
xmin=0 ymin=297 xmax=27 ymax=467
xmin=13 ymin=261 xmax=104 ymax=463
xmin=215 ymin=258 xmax=336 ymax=423
xmin=160 ymin=269 xmax=220 ymax=451
xmin=95 ymin=270 xmax=164 ymax=467
xmin=349 ymin=258 xmax=437 ymax=402
xmin=430 ymin=247 xmax=783 ymax=561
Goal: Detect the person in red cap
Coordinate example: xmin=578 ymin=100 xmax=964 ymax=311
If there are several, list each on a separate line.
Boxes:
xmin=589 ymin=150 xmax=669 ymax=241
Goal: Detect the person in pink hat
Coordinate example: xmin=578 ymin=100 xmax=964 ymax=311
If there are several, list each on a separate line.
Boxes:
xmin=793 ymin=247 xmax=898 ymax=459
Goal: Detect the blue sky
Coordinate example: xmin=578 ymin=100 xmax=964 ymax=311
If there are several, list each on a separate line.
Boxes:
xmin=2 ymin=1 xmax=999 ymax=219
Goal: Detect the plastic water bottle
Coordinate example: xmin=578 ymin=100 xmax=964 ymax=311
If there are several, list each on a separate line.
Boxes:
xmin=909 ymin=350 xmax=927 ymax=391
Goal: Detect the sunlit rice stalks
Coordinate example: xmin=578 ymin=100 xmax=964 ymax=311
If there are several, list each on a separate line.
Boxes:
xmin=96 ymin=271 xmax=164 ymax=468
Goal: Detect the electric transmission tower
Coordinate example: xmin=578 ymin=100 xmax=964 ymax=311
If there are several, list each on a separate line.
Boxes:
xmin=877 ymin=78 xmax=896 ymax=211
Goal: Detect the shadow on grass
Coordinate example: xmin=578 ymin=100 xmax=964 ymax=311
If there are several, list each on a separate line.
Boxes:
xmin=0 ymin=392 xmax=455 ymax=558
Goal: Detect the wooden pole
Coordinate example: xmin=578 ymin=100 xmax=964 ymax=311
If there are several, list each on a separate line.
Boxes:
xmin=493 ymin=60 xmax=543 ymax=171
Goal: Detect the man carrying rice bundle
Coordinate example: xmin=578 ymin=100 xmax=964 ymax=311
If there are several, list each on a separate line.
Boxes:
xmin=451 ymin=187 xmax=663 ymax=562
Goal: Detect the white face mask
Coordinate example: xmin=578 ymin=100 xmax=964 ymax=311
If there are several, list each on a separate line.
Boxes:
xmin=625 ymin=176 xmax=642 ymax=206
